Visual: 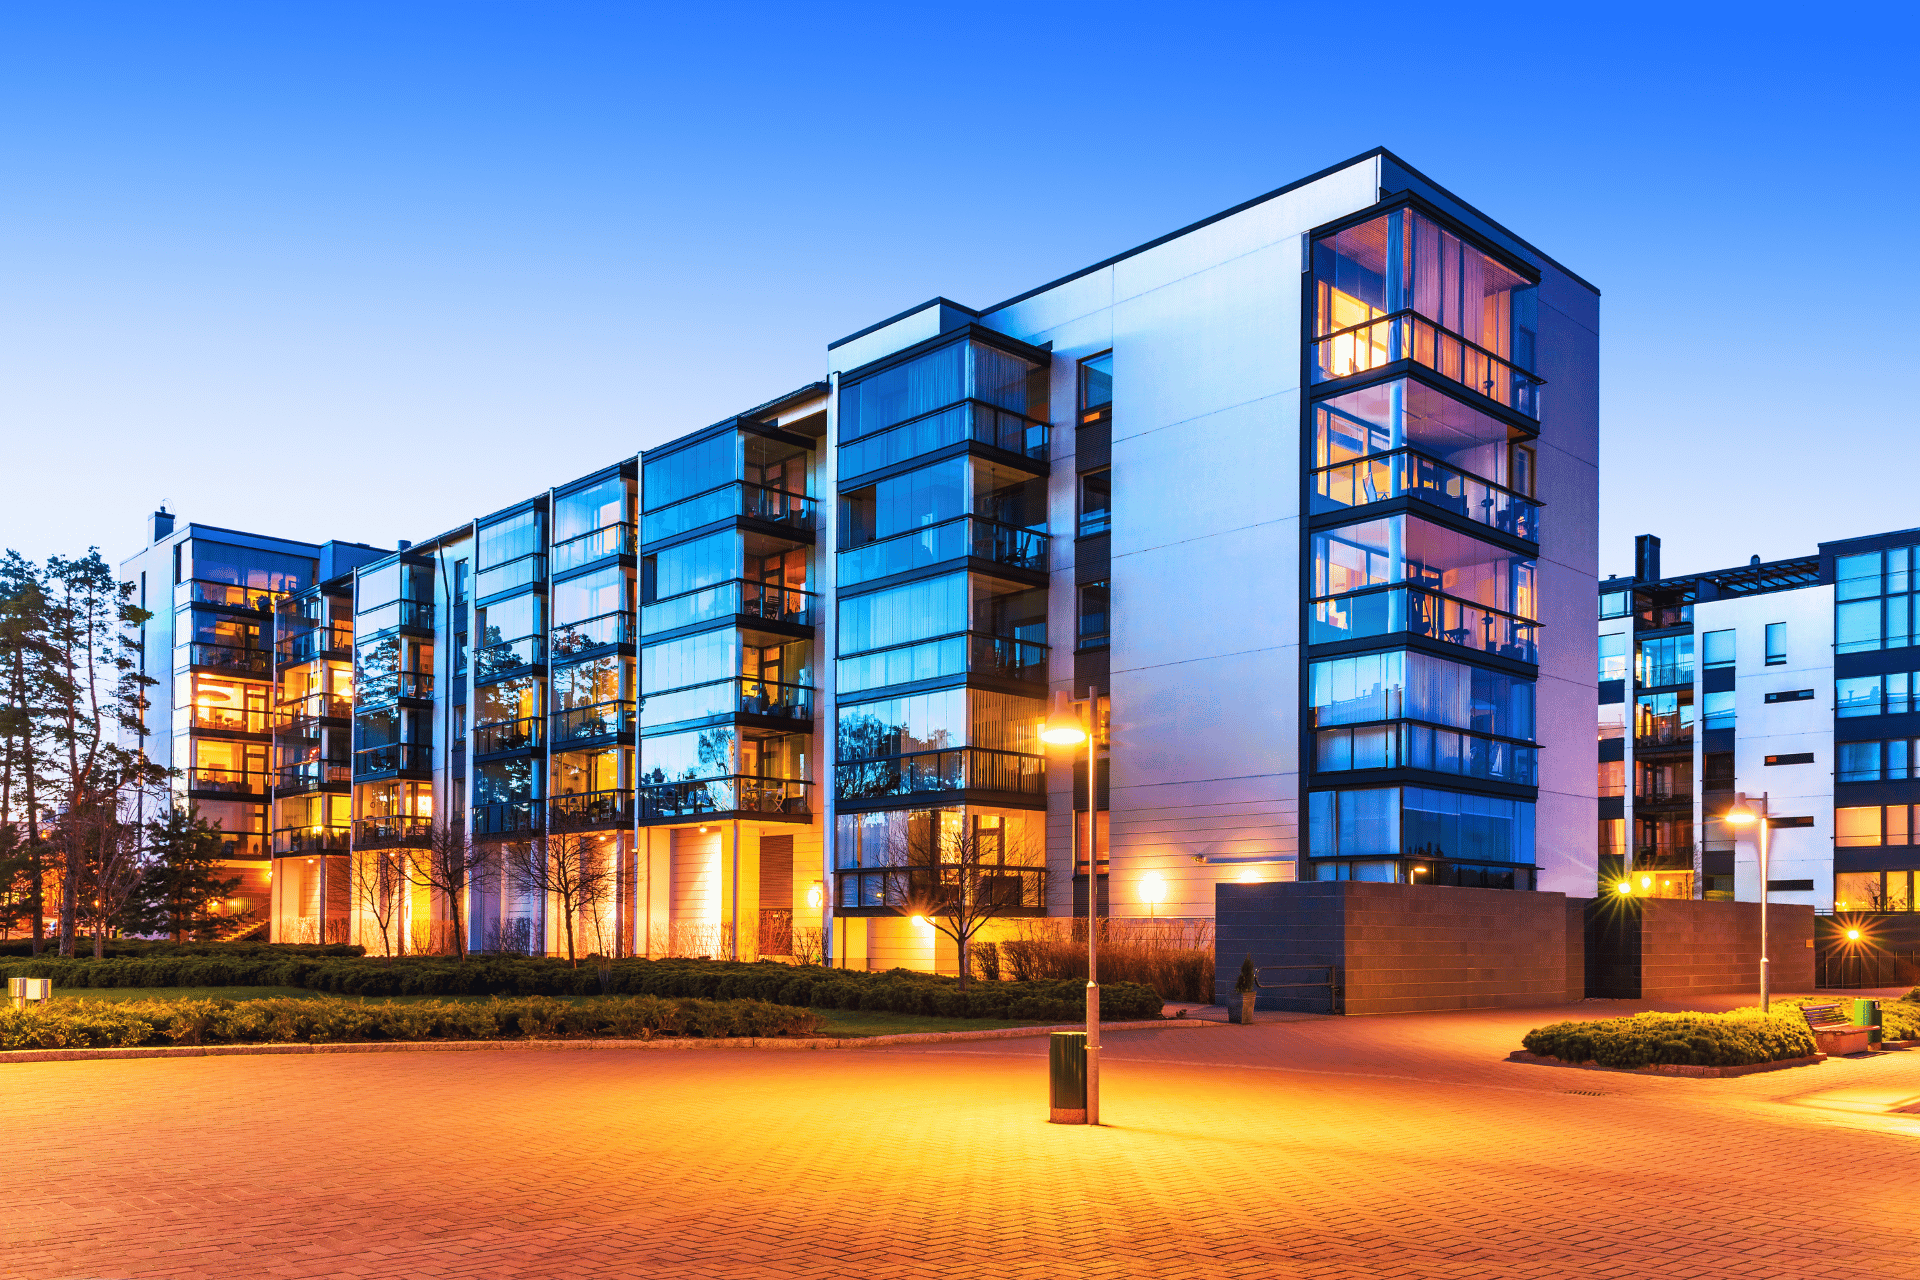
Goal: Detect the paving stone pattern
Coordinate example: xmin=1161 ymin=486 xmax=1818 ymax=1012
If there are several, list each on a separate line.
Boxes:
xmin=9 ymin=992 xmax=1920 ymax=1279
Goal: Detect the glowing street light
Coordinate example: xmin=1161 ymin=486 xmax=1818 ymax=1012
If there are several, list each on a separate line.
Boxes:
xmin=1042 ymin=688 xmax=1100 ymax=1125
xmin=1142 ymin=872 xmax=1165 ymax=917
xmin=1724 ymin=791 xmax=1771 ymax=1011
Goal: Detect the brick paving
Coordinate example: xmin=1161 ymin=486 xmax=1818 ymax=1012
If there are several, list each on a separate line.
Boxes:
xmin=8 ymin=993 xmax=1920 ymax=1279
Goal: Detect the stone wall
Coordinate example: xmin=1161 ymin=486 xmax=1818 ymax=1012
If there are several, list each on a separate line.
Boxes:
xmin=1585 ymin=898 xmax=1816 ymax=998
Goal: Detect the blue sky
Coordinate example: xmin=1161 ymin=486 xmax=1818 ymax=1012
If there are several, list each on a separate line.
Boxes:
xmin=3 ymin=2 xmax=1915 ymax=579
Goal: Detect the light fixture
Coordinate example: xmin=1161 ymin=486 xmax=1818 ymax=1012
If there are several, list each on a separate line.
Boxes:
xmin=805 ymin=883 xmax=824 ymax=909
xmin=1040 ymin=691 xmax=1087 ymax=746
xmin=1141 ymin=872 xmax=1165 ymax=905
xmin=910 ymin=914 xmax=931 ymax=929
xmin=1615 ymin=880 xmax=1633 ymax=895
xmin=1724 ymin=801 xmax=1758 ymax=826
xmin=1846 ymin=928 xmax=1862 ymax=942
xmin=1640 ymin=874 xmax=1653 ymax=890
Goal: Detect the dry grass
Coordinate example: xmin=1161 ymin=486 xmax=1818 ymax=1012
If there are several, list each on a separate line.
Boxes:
xmin=984 ymin=917 xmax=1214 ymax=1002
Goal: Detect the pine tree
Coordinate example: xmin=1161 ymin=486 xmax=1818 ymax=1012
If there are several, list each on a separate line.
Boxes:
xmin=0 ymin=552 xmax=64 ymax=955
xmin=133 ymin=809 xmax=245 ymax=942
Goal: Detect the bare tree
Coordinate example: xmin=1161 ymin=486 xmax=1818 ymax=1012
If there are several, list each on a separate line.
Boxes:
xmin=402 ymin=815 xmax=492 ymax=958
xmin=76 ymin=801 xmax=146 ymax=957
xmin=349 ymin=846 xmax=410 ymax=958
xmin=894 ymin=820 xmax=1041 ymax=991
xmin=506 ymin=831 xmax=614 ymax=967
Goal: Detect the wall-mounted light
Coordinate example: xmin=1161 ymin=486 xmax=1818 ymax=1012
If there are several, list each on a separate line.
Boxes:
xmin=805 ymin=882 xmax=824 ymax=909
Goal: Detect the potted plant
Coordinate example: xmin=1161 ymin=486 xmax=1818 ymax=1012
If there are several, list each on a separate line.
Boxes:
xmin=1231 ymin=953 xmax=1257 ymax=1024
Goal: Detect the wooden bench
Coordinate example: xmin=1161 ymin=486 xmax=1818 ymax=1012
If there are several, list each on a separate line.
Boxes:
xmin=1801 ymin=1003 xmax=1872 ymax=1056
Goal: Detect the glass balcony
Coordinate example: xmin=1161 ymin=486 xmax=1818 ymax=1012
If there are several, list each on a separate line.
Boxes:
xmin=839 ymin=400 xmax=1049 ymax=479
xmin=553 ymin=699 xmax=637 ymax=745
xmin=185 ymin=704 xmax=272 ymax=735
xmin=1311 ymin=448 xmax=1541 ymax=542
xmin=551 ymin=523 xmax=637 ymax=575
xmin=836 ymin=866 xmax=1047 ymax=912
xmin=272 ymin=825 xmax=350 ymax=854
xmin=275 ymin=760 xmax=352 ymax=792
xmin=353 ymin=743 xmax=434 ymax=776
xmin=474 ymin=635 xmax=544 ymax=679
xmin=1314 ymin=723 xmax=1538 ymax=786
xmin=839 ymin=515 xmax=1049 ymax=587
xmin=186 ymin=766 xmax=271 ymax=796
xmin=356 ymin=598 xmax=432 ymax=636
xmin=277 ymin=625 xmax=354 ymax=666
xmin=639 ymin=776 xmax=812 ymax=821
xmin=472 ymin=800 xmax=542 ymax=838
xmin=641 ymin=579 xmax=816 ymax=634
xmin=176 ymin=643 xmax=272 ymax=676
xmin=836 ymin=632 xmax=1047 ymax=696
xmin=473 ymin=716 xmax=542 ymax=756
xmin=1309 ymin=586 xmax=1539 ymax=664
xmin=551 ymin=610 xmax=631 ymax=658
xmin=356 ymin=669 xmax=434 ymax=706
xmin=834 ymin=746 xmax=1045 ymax=801
xmin=357 ymin=816 xmax=433 ymax=848
xmin=1311 ymin=310 xmax=1542 ymax=419
xmin=475 ymin=554 xmax=545 ymax=602
xmin=640 ymin=677 xmax=813 ymax=728
xmin=547 ymin=788 xmax=636 ymax=831
xmin=175 ymin=580 xmax=286 ymax=612
xmin=641 ymin=483 xmax=817 ymax=544
xmin=279 ymin=692 xmax=353 ymax=723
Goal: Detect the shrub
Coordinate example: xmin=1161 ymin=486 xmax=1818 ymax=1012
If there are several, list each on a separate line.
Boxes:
xmin=1766 ymin=995 xmax=1920 ymax=1042
xmin=1522 ymin=1010 xmax=1815 ymax=1069
xmin=0 ymin=940 xmax=362 ymax=960
xmin=997 ymin=918 xmax=1214 ymax=1002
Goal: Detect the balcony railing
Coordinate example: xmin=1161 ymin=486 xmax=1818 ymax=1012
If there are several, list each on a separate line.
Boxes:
xmin=553 ymin=699 xmax=637 ymax=745
xmin=356 ymin=598 xmax=433 ymax=636
xmin=272 ymin=825 xmax=351 ymax=854
xmin=1635 ymin=727 xmax=1693 ymax=750
xmin=475 ymin=554 xmax=545 ymax=602
xmin=356 ymin=816 xmax=433 ymax=849
xmin=1314 ymin=723 xmax=1539 ymax=786
xmin=356 ymin=670 xmax=434 ymax=705
xmin=639 ymin=776 xmax=812 ymax=821
xmin=1311 ymin=309 xmax=1542 ymax=419
xmin=640 ymin=677 xmax=813 ymax=728
xmin=1635 ymin=784 xmax=1693 ymax=804
xmin=353 ymin=743 xmax=434 ymax=775
xmin=186 ymin=767 xmax=270 ymax=796
xmin=176 ymin=580 xmax=286 ymax=612
xmin=1309 ymin=586 xmax=1539 ymax=664
xmin=472 ymin=800 xmax=542 ymax=838
xmin=548 ymin=788 xmax=636 ymax=831
xmin=551 ymin=610 xmax=631 ymax=657
xmin=278 ymin=692 xmax=352 ymax=723
xmin=839 ymin=515 xmax=1049 ymax=587
xmin=835 ymin=747 xmax=1046 ymax=802
xmin=552 ymin=524 xmax=637 ymax=575
xmin=473 ymin=716 xmax=542 ymax=756
xmin=839 ymin=400 xmax=1049 ymax=479
xmin=836 ymin=632 xmax=1048 ymax=696
xmin=185 ymin=705 xmax=271 ymax=735
xmin=1311 ymin=448 xmax=1541 ymax=542
xmin=475 ymin=635 xmax=544 ymax=679
xmin=835 ymin=865 xmax=1047 ymax=912
xmin=1638 ymin=604 xmax=1693 ymax=630
xmin=1638 ymin=663 xmax=1694 ymax=689
xmin=1632 ymin=844 xmax=1697 ymax=868
xmin=641 ymin=579 xmax=816 ymax=634
xmin=642 ymin=483 xmax=818 ymax=544
xmin=276 ymin=760 xmax=352 ymax=792
xmin=176 ymin=642 xmax=272 ymax=676
xmin=277 ymin=625 xmax=354 ymax=665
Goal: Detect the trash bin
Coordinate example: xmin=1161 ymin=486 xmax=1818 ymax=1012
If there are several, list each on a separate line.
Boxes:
xmin=1853 ymin=997 xmax=1883 ymax=1047
xmin=1049 ymin=1031 xmax=1087 ymax=1124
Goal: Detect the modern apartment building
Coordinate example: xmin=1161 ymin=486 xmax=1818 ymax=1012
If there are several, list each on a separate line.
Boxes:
xmin=1599 ymin=528 xmax=1920 ymax=915
xmin=125 ymin=148 xmax=1601 ymax=967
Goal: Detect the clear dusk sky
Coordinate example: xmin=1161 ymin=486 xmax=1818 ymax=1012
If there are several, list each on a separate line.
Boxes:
xmin=2 ymin=3 xmax=1915 ymax=579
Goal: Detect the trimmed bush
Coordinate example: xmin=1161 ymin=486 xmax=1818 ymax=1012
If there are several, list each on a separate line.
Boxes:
xmin=0 ymin=954 xmax=1164 ymax=1022
xmin=0 ymin=994 xmax=820 ymax=1051
xmin=0 ymin=940 xmax=362 ymax=959
xmin=1769 ymin=995 xmax=1920 ymax=1042
xmin=1522 ymin=1010 xmax=1816 ymax=1069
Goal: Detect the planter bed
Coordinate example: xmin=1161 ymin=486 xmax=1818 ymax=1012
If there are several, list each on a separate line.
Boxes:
xmin=1508 ymin=1049 xmax=1827 ymax=1079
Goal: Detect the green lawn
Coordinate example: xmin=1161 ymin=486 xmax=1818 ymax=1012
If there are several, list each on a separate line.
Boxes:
xmin=38 ymin=987 xmax=1048 ymax=1038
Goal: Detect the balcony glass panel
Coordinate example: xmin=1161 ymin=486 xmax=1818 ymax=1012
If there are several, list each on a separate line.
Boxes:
xmin=1313 ymin=378 xmax=1519 ymax=480
xmin=836 ymin=632 xmax=1047 ymax=696
xmin=276 ymin=760 xmax=352 ymax=790
xmin=473 ymin=716 xmax=542 ymax=756
xmin=644 ymin=433 xmax=734 ymax=511
xmin=355 ymin=598 xmax=431 ymax=635
xmin=642 ymin=677 xmax=813 ymax=727
xmin=354 ymin=744 xmax=434 ymax=775
xmin=1313 ymin=313 xmax=1541 ymax=418
xmin=838 ymin=401 xmax=1048 ymax=479
xmin=1313 ymin=723 xmax=1538 ymax=785
xmin=838 ymin=515 xmax=1048 ymax=586
xmin=359 ymin=815 xmax=434 ymax=847
xmin=272 ymin=825 xmax=350 ymax=854
xmin=1308 ymin=648 xmax=1534 ymax=739
xmin=1308 ymin=587 xmax=1539 ymax=664
xmin=551 ymin=523 xmax=636 ymax=574
xmin=639 ymin=776 xmax=812 ymax=820
xmin=833 ymin=747 xmax=1045 ymax=801
xmin=641 ymin=483 xmax=818 ymax=544
xmin=554 ymin=699 xmax=636 ymax=744
xmin=477 ymin=510 xmax=543 ymax=570
xmin=1311 ymin=448 xmax=1540 ymax=542
xmin=641 ymin=579 xmax=816 ymax=633
xmin=187 ymin=766 xmax=270 ymax=795
xmin=1634 ymin=691 xmax=1695 ymax=748
xmin=175 ymin=579 xmax=284 ymax=611
xmin=278 ymin=624 xmax=353 ymax=665
xmin=548 ymin=788 xmax=635 ymax=830
xmin=555 ymin=476 xmax=631 ymax=542
xmin=551 ymin=610 xmax=631 ymax=657
xmin=173 ymin=640 xmax=270 ymax=675
xmin=279 ymin=691 xmax=353 ymax=723
xmin=1636 ymin=634 xmax=1695 ymax=688
xmin=1313 ymin=515 xmax=1536 ymax=619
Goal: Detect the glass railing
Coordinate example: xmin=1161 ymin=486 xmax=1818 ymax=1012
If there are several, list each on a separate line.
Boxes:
xmin=839 ymin=515 xmax=1049 ymax=586
xmin=353 ymin=744 xmax=434 ymax=775
xmin=276 ymin=760 xmax=352 ymax=791
xmin=1311 ymin=448 xmax=1541 ymax=542
xmin=175 ymin=580 xmax=287 ymax=612
xmin=642 ymin=483 xmax=817 ymax=544
xmin=640 ymin=677 xmax=813 ymax=727
xmin=834 ymin=747 xmax=1045 ymax=801
xmin=356 ymin=816 xmax=433 ymax=848
xmin=553 ymin=699 xmax=637 ymax=744
xmin=272 ymin=825 xmax=351 ymax=854
xmin=185 ymin=704 xmax=272 ymax=735
xmin=1309 ymin=587 xmax=1539 ymax=664
xmin=355 ymin=669 xmax=434 ymax=705
xmin=1311 ymin=310 xmax=1542 ymax=419
xmin=277 ymin=625 xmax=354 ymax=665
xmin=1635 ymin=726 xmax=1693 ymax=750
xmin=1637 ymin=605 xmax=1693 ymax=630
xmin=1314 ymin=723 xmax=1538 ymax=786
xmin=638 ymin=776 xmax=812 ymax=820
xmin=551 ymin=524 xmax=637 ymax=574
xmin=186 ymin=767 xmax=271 ymax=795
xmin=473 ymin=716 xmax=542 ymax=756
xmin=551 ymin=610 xmax=631 ymax=657
xmin=1635 ymin=782 xmax=1692 ymax=804
xmin=214 ymin=832 xmax=268 ymax=859
xmin=472 ymin=800 xmax=541 ymax=837
xmin=836 ymin=632 xmax=1048 ymax=696
xmin=839 ymin=400 xmax=1049 ymax=479
xmin=176 ymin=643 xmax=272 ymax=676
xmin=836 ymin=866 xmax=1047 ymax=912
xmin=355 ymin=598 xmax=432 ymax=635
xmin=474 ymin=635 xmax=544 ymax=679
xmin=475 ymin=554 xmax=545 ymax=602
xmin=1638 ymin=663 xmax=1694 ymax=689
xmin=278 ymin=692 xmax=353 ymax=723
xmin=641 ymin=579 xmax=816 ymax=633
xmin=548 ymin=788 xmax=635 ymax=830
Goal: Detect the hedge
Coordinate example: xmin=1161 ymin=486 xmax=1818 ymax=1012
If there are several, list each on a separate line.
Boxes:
xmin=0 ymin=940 xmax=363 ymax=959
xmin=1522 ymin=1010 xmax=1816 ymax=1069
xmin=0 ymin=954 xmax=1164 ymax=1023
xmin=0 ymin=994 xmax=819 ymax=1051
xmin=1767 ymin=995 xmax=1920 ymax=1041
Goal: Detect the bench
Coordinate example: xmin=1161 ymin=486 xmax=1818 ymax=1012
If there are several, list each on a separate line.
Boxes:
xmin=1801 ymin=1003 xmax=1872 ymax=1056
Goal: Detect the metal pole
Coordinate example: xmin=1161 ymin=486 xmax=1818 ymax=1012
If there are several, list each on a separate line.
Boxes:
xmin=1759 ymin=792 xmax=1770 ymax=1012
xmin=1085 ymin=686 xmax=1100 ymax=1127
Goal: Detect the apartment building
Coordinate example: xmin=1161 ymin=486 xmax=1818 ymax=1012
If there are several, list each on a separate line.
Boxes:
xmin=1599 ymin=528 xmax=1920 ymax=914
xmin=125 ymin=148 xmax=1601 ymax=967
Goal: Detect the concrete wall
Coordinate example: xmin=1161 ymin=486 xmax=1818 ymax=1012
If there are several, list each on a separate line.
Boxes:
xmin=1586 ymin=897 xmax=1816 ymax=998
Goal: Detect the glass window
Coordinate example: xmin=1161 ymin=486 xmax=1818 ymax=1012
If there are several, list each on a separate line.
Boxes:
xmin=1079 ymin=469 xmax=1112 ymax=536
xmin=837 ymin=573 xmax=967 ymax=655
xmin=1599 ymin=592 xmax=1630 ymax=619
xmin=1836 ymin=552 xmax=1882 ymax=601
xmin=1308 ymin=788 xmax=1400 ymax=859
xmin=1401 ymin=786 xmax=1533 ymax=864
xmin=1836 ymin=807 xmax=1883 ymax=847
xmin=1308 ymin=649 xmax=1533 ymax=740
xmin=551 ymin=565 xmax=631 ymax=627
xmin=1077 ymin=581 xmax=1110 ymax=646
xmin=476 ymin=594 xmax=541 ymax=645
xmin=186 ymin=540 xmax=314 ymax=594
xmin=839 ymin=341 xmax=1047 ymax=443
xmin=476 ymin=511 xmax=542 ymax=570
xmin=649 ymin=530 xmax=738 ymax=601
xmin=1598 ymin=702 xmax=1625 ymax=741
xmin=1702 ymin=690 xmax=1735 ymax=731
xmin=1312 ymin=515 xmax=1536 ymax=617
xmin=1636 ymin=635 xmax=1694 ymax=687
xmin=1702 ymin=629 xmax=1736 ymax=669
xmin=1635 ymin=691 xmax=1693 ymax=746
xmin=1312 ymin=378 xmax=1517 ymax=485
xmin=644 ymin=434 xmax=734 ymax=511
xmin=1836 ymin=601 xmax=1881 ymax=654
xmin=639 ymin=727 xmax=736 ymax=783
xmin=641 ymin=630 xmax=736 ymax=693
xmin=1598 ymin=633 xmax=1627 ymax=681
xmin=1598 ymin=760 xmax=1623 ymax=797
xmin=554 ymin=654 xmax=632 ymax=709
xmin=834 ymin=688 xmax=1037 ymax=760
xmin=1838 ymin=675 xmax=1883 ymax=718
xmin=555 ymin=477 xmax=630 ymax=542
xmin=1839 ymin=740 xmax=1883 ymax=783
xmin=1765 ymin=622 xmax=1787 ymax=665
xmin=1834 ymin=872 xmax=1885 ymax=913
xmin=1079 ymin=353 xmax=1112 ymax=424
xmin=476 ymin=677 xmax=541 ymax=725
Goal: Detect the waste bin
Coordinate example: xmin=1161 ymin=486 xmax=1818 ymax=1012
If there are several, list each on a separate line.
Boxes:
xmin=1049 ymin=1031 xmax=1087 ymax=1124
xmin=1853 ymin=997 xmax=1883 ymax=1047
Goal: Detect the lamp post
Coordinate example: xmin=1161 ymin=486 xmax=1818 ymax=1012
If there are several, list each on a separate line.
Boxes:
xmin=1042 ymin=688 xmax=1097 ymax=1125
xmin=1725 ymin=791 xmax=1771 ymax=1011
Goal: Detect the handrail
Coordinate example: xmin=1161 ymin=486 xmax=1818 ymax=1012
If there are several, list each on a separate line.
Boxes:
xmin=176 ymin=580 xmax=288 ymax=611
xmin=276 ymin=625 xmax=354 ymax=664
xmin=276 ymin=760 xmax=352 ymax=789
xmin=472 ymin=800 xmax=542 ymax=837
xmin=1311 ymin=308 xmax=1542 ymax=418
xmin=186 ymin=767 xmax=271 ymax=794
xmin=638 ymin=775 xmax=812 ymax=820
xmin=552 ymin=699 xmax=637 ymax=743
xmin=547 ymin=788 xmax=636 ymax=829
xmin=1311 ymin=447 xmax=1542 ymax=542
xmin=356 ymin=816 xmax=434 ymax=847
xmin=353 ymin=744 xmax=434 ymax=774
xmin=834 ymin=746 xmax=1046 ymax=800
xmin=1308 ymin=584 xmax=1540 ymax=664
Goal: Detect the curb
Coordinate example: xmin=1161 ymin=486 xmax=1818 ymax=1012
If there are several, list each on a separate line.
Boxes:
xmin=1508 ymin=1049 xmax=1828 ymax=1078
xmin=0 ymin=1018 xmax=1213 ymax=1065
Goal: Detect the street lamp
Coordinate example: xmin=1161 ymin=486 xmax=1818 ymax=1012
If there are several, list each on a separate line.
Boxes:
xmin=1041 ymin=689 xmax=1097 ymax=1125
xmin=1724 ymin=791 xmax=1770 ymax=1011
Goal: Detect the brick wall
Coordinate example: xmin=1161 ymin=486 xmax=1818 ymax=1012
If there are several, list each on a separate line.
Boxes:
xmin=1585 ymin=898 xmax=1816 ymax=998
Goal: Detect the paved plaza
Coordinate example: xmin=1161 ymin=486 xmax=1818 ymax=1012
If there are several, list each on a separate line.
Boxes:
xmin=9 ymin=994 xmax=1920 ymax=1279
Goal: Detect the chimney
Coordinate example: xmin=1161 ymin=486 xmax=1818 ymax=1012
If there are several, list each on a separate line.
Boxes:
xmin=1634 ymin=534 xmax=1661 ymax=584
xmin=397 ymin=539 xmax=413 ymax=552
xmin=1750 ymin=555 xmax=1761 ymax=567
xmin=149 ymin=507 xmax=175 ymax=544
